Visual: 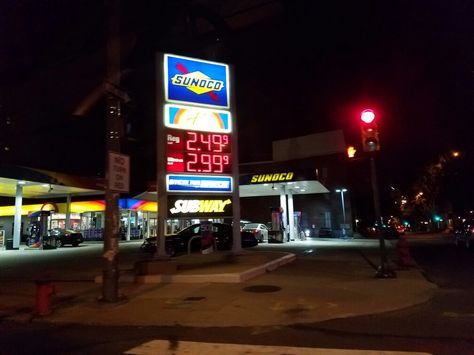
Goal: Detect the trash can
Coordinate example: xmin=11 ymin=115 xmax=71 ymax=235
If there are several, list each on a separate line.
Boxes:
xmin=42 ymin=236 xmax=57 ymax=250
xmin=5 ymin=238 xmax=15 ymax=250
xmin=268 ymin=231 xmax=283 ymax=243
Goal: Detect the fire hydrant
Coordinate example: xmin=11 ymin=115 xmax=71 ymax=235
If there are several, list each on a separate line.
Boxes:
xmin=35 ymin=280 xmax=55 ymax=316
xmin=396 ymin=236 xmax=415 ymax=267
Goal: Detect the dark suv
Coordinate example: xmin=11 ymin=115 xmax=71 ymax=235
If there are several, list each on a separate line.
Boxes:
xmin=141 ymin=223 xmax=258 ymax=255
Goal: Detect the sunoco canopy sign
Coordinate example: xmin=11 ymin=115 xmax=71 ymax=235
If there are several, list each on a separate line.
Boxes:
xmin=239 ymin=169 xmax=318 ymax=185
xmin=164 ymin=54 xmax=230 ymax=108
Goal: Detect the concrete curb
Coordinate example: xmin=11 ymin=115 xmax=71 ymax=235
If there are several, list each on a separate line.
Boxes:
xmin=134 ymin=253 xmax=296 ymax=284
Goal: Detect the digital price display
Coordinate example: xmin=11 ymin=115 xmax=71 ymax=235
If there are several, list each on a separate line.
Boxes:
xmin=166 ymin=129 xmax=232 ymax=174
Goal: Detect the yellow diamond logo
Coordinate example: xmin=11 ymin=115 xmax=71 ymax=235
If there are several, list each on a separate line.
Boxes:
xmin=171 ymin=71 xmax=224 ymax=95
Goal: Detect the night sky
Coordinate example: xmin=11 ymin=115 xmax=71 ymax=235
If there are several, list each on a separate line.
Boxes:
xmin=0 ymin=1 xmax=473 ymax=211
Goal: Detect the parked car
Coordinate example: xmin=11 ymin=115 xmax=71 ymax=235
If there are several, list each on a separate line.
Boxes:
xmin=140 ymin=223 xmax=258 ymax=255
xmin=454 ymin=220 xmax=474 ymax=248
xmin=47 ymin=228 xmax=84 ymax=247
xmin=242 ymin=223 xmax=269 ymax=242
xmin=394 ymin=224 xmax=406 ymax=235
xmin=317 ymin=227 xmax=333 ymax=238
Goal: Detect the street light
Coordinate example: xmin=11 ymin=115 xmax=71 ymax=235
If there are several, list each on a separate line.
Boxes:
xmin=335 ymin=188 xmax=347 ymax=236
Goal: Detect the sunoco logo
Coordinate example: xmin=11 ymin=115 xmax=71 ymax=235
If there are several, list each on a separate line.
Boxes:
xmin=171 ymin=71 xmax=224 ymax=95
xmin=170 ymin=199 xmax=231 ymax=214
xmin=250 ymin=172 xmax=294 ymax=183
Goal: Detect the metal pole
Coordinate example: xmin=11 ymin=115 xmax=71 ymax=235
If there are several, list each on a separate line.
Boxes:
xmin=370 ymin=156 xmax=396 ymax=278
xmin=340 ymin=191 xmax=346 ymax=224
xmin=229 ymin=65 xmax=242 ymax=254
xmin=13 ymin=183 xmax=22 ymax=249
xmin=65 ymin=194 xmax=71 ymax=229
xmin=340 ymin=190 xmax=346 ymax=236
xmin=102 ymin=0 xmax=122 ymax=302
xmin=156 ymin=54 xmax=169 ymax=259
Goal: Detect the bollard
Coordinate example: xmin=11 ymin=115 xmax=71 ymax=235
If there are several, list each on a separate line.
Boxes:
xmin=35 ymin=280 xmax=55 ymax=316
xmin=396 ymin=237 xmax=415 ymax=267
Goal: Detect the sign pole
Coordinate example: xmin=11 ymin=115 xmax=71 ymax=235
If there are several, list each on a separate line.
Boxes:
xmin=229 ymin=65 xmax=242 ymax=254
xmin=156 ymin=53 xmax=168 ymax=259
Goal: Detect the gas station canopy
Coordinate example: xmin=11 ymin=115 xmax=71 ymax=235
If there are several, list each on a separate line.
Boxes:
xmin=0 ymin=166 xmax=104 ymax=199
xmin=238 ymin=169 xmax=329 ymax=197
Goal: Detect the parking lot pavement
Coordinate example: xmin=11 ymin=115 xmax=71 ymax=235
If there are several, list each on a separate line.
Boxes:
xmin=0 ymin=239 xmax=437 ymax=328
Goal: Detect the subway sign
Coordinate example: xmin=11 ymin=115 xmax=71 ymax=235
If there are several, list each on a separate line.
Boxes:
xmin=164 ymin=54 xmax=229 ymax=108
xmin=167 ymin=195 xmax=233 ymax=218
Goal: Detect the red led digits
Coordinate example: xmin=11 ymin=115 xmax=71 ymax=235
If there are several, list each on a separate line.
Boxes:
xmin=184 ymin=132 xmax=230 ymax=153
xmin=186 ymin=153 xmax=198 ymax=172
xmin=201 ymin=154 xmax=212 ymax=172
xmin=200 ymin=134 xmax=212 ymax=151
xmin=167 ymin=129 xmax=232 ymax=174
xmin=184 ymin=153 xmax=231 ymax=173
xmin=186 ymin=132 xmax=198 ymax=151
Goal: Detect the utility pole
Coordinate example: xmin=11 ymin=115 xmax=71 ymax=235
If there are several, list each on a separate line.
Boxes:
xmin=102 ymin=0 xmax=122 ymax=302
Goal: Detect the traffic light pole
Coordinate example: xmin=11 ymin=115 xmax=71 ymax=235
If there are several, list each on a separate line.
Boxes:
xmin=370 ymin=156 xmax=396 ymax=279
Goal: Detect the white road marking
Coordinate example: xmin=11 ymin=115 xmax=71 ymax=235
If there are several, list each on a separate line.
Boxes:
xmin=124 ymin=340 xmax=431 ymax=355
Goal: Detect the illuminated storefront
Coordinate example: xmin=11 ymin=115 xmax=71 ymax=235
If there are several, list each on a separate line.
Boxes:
xmin=0 ymin=199 xmax=157 ymax=242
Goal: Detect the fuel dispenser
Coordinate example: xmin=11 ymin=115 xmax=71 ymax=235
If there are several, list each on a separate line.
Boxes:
xmin=268 ymin=207 xmax=285 ymax=243
xmin=26 ymin=211 xmax=54 ymax=248
xmin=200 ymin=220 xmax=215 ymax=254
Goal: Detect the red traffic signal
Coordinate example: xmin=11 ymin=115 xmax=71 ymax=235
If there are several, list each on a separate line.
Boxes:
xmin=360 ymin=109 xmax=375 ymax=123
xmin=360 ymin=109 xmax=380 ymax=152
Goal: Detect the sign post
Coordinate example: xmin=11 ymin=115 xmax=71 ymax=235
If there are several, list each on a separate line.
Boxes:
xmin=108 ymin=152 xmax=130 ymax=193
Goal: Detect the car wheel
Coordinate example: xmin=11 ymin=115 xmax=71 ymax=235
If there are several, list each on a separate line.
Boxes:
xmin=56 ymin=239 xmax=63 ymax=248
xmin=72 ymin=242 xmax=79 ymax=247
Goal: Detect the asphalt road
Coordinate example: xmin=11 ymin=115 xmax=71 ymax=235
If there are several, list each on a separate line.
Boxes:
xmin=1 ymin=235 xmax=473 ymax=354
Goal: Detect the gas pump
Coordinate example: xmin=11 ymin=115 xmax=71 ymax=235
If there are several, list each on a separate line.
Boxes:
xmin=200 ymin=221 xmax=214 ymax=254
xmin=268 ymin=207 xmax=284 ymax=243
xmin=26 ymin=211 xmax=51 ymax=248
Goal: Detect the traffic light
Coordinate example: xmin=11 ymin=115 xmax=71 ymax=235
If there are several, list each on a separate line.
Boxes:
xmin=360 ymin=109 xmax=380 ymax=152
xmin=347 ymin=146 xmax=357 ymax=158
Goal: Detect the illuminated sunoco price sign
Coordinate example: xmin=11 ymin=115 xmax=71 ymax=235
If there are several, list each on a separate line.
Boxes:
xmin=161 ymin=53 xmax=235 ymax=225
xmin=164 ymin=54 xmax=229 ymax=108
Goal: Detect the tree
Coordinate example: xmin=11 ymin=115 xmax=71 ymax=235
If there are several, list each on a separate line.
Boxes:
xmin=399 ymin=151 xmax=460 ymax=231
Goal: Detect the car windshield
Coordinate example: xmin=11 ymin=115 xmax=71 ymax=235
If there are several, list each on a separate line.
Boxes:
xmin=177 ymin=225 xmax=200 ymax=237
xmin=243 ymin=224 xmax=260 ymax=229
xmin=48 ymin=229 xmax=75 ymax=235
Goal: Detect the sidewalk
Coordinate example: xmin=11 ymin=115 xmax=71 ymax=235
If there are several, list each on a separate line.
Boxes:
xmin=0 ymin=243 xmax=437 ymax=328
